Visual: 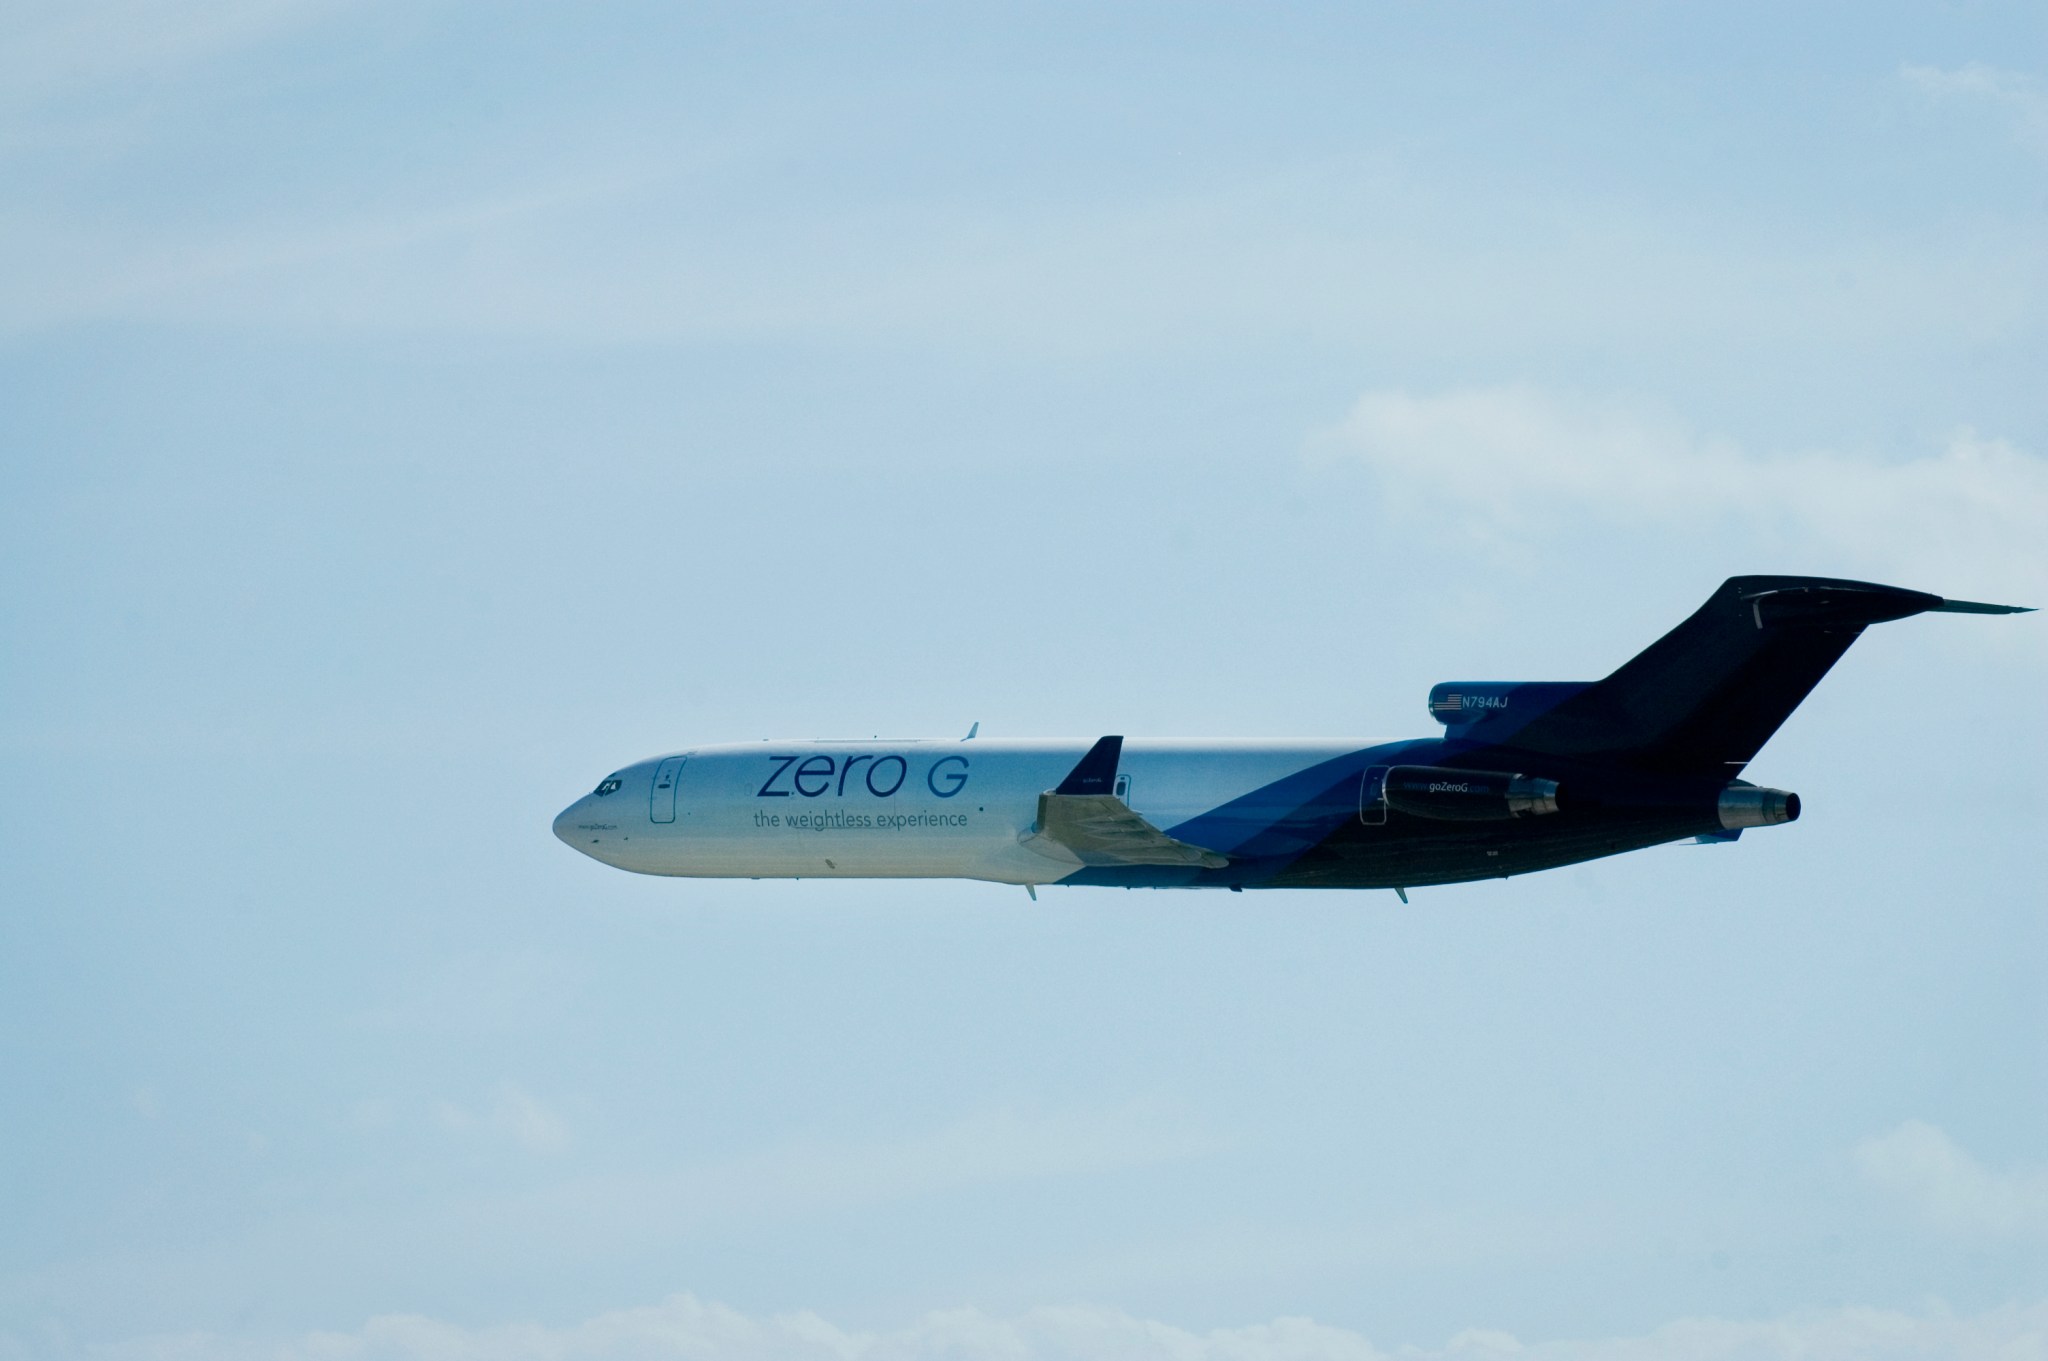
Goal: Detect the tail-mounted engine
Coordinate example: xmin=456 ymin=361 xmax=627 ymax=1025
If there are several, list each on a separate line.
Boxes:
xmin=1365 ymin=765 xmax=1562 ymax=822
xmin=1717 ymin=784 xmax=1800 ymax=829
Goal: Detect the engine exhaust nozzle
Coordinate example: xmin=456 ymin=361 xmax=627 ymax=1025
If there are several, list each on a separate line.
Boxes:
xmin=1718 ymin=785 xmax=1800 ymax=830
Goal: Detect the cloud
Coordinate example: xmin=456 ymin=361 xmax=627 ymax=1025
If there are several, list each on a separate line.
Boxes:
xmin=719 ymin=1104 xmax=1215 ymax=1213
xmin=0 ymin=0 xmax=350 ymax=109
xmin=2 ymin=127 xmax=2036 ymax=358
xmin=1314 ymin=384 xmax=2048 ymax=605
xmin=432 ymin=1083 xmax=571 ymax=1155
xmin=532 ymin=1102 xmax=1226 ymax=1233
xmin=50 ymin=1294 xmax=2048 ymax=1361
xmin=1901 ymin=63 xmax=2048 ymax=157
xmin=0 ymin=169 xmax=658 ymax=337
xmin=1854 ymin=1119 xmax=2048 ymax=1236
xmin=293 ymin=1101 xmax=1227 ymax=1276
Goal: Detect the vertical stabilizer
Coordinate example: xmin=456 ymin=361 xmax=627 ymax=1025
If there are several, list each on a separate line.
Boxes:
xmin=1476 ymin=576 xmax=2019 ymax=775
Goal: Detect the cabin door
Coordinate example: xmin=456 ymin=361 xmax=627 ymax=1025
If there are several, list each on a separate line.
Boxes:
xmin=650 ymin=757 xmax=687 ymax=823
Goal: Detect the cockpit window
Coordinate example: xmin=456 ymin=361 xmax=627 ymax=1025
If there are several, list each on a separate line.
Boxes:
xmin=594 ymin=777 xmax=623 ymax=797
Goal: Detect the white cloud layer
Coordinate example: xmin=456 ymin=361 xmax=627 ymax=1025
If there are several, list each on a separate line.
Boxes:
xmin=1902 ymin=63 xmax=2048 ymax=157
xmin=1317 ymin=384 xmax=2048 ymax=609
xmin=0 ymin=0 xmax=347 ymax=108
xmin=2 ymin=143 xmax=2036 ymax=361
xmin=529 ymin=1103 xmax=1226 ymax=1235
xmin=1855 ymin=1119 xmax=2048 ymax=1236
xmin=432 ymin=1083 xmax=571 ymax=1155
xmin=47 ymin=1294 xmax=2048 ymax=1361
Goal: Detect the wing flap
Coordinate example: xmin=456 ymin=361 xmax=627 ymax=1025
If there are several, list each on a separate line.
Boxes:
xmin=1021 ymin=736 xmax=1229 ymax=869
xmin=1024 ymin=792 xmax=1229 ymax=869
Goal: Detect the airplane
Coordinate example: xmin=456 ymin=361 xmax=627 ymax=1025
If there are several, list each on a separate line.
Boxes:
xmin=552 ymin=575 xmax=2028 ymax=897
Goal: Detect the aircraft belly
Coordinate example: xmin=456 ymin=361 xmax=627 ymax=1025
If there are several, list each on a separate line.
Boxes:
xmin=637 ymin=808 xmax=1025 ymax=880
xmin=1270 ymin=811 xmax=1718 ymax=888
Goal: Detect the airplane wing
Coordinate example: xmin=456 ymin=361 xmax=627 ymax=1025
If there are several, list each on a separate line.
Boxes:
xmin=1021 ymin=736 xmax=1230 ymax=869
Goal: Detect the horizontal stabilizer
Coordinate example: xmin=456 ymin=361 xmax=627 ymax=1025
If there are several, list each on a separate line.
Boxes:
xmin=1931 ymin=598 xmax=2034 ymax=615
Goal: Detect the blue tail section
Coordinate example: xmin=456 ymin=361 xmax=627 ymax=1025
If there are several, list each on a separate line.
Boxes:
xmin=1436 ymin=576 xmax=2015 ymax=777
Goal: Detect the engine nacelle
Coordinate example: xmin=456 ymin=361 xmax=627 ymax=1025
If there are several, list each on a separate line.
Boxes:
xmin=1379 ymin=766 xmax=1562 ymax=821
xmin=1717 ymin=785 xmax=1800 ymax=829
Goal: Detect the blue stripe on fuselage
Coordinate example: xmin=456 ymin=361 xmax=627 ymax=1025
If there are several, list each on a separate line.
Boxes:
xmin=1056 ymin=739 xmax=1442 ymax=886
xmin=1160 ymin=739 xmax=1437 ymax=860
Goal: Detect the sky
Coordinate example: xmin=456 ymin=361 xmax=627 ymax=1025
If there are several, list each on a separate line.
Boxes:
xmin=2 ymin=2 xmax=2045 ymax=1357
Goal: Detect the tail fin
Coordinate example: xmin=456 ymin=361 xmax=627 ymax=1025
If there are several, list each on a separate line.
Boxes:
xmin=1475 ymin=576 xmax=2028 ymax=776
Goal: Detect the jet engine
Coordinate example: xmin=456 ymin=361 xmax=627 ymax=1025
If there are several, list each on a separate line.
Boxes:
xmin=1378 ymin=766 xmax=1562 ymax=821
xmin=1717 ymin=784 xmax=1800 ymax=829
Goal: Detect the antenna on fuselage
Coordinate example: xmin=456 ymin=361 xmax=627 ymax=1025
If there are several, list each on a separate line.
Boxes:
xmin=963 ymin=721 xmax=979 ymax=740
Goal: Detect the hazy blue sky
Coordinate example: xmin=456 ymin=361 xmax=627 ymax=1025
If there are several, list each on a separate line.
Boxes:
xmin=3 ymin=3 xmax=2044 ymax=1357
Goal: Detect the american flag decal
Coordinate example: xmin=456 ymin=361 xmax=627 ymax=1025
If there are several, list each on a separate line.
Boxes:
xmin=1431 ymin=693 xmax=1463 ymax=713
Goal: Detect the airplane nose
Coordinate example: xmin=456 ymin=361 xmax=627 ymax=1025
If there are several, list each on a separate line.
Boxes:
xmin=554 ymin=775 xmax=636 ymax=864
xmin=553 ymin=793 xmax=624 ymax=864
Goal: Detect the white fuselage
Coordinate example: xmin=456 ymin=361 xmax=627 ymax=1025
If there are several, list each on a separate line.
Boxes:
xmin=552 ymin=738 xmax=1364 ymax=885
